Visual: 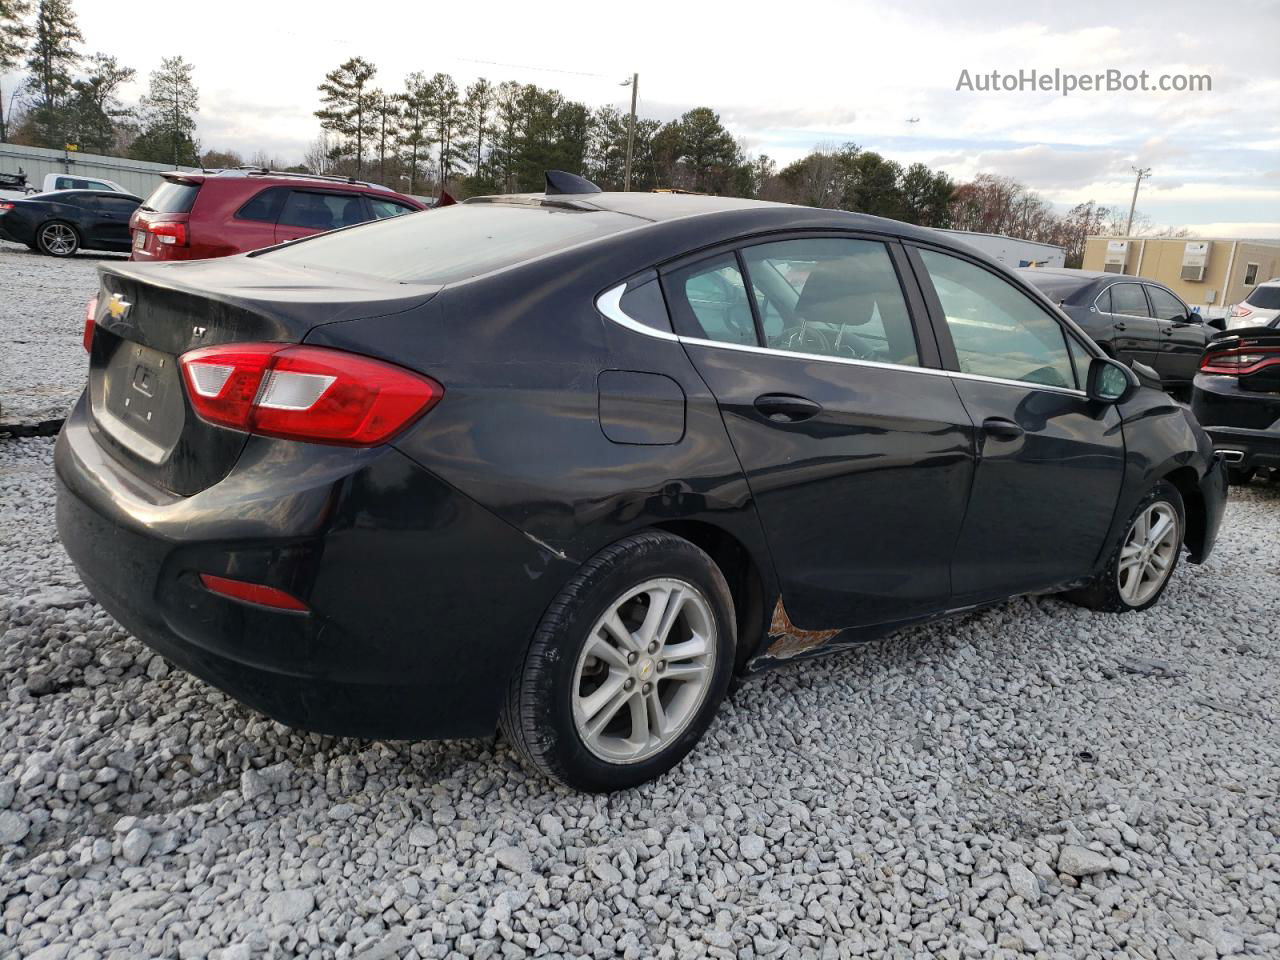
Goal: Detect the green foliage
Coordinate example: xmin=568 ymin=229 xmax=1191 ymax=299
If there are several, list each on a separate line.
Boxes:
xmin=65 ymin=52 xmax=134 ymax=154
xmin=0 ymin=0 xmax=33 ymax=141
xmin=22 ymin=0 xmax=81 ymax=146
xmin=315 ymin=56 xmax=378 ymax=176
xmin=130 ymin=56 xmax=199 ymax=166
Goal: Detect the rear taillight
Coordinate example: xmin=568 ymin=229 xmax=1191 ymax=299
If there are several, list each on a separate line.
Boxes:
xmin=199 ymin=573 xmax=309 ymax=612
xmin=1230 ymin=304 xmax=1253 ymax=318
xmin=0 ymin=202 xmax=14 ymax=212
xmin=149 ymin=221 xmax=187 ymax=246
xmin=83 ymin=296 xmax=97 ymax=352
xmin=1200 ymin=345 xmax=1280 ymax=375
xmin=179 ymin=343 xmax=442 ymax=445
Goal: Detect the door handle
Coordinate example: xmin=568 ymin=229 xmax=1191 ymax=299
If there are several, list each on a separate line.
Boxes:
xmin=1114 ymin=322 xmax=1127 ymax=331
xmin=754 ymin=394 xmax=822 ymax=423
xmin=981 ymin=417 xmax=1024 ymax=441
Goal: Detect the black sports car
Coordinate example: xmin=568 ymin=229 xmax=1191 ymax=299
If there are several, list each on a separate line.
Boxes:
xmin=0 ymin=189 xmax=140 ymax=257
xmin=1019 ymin=268 xmax=1221 ymax=397
xmin=1191 ymin=328 xmax=1280 ymax=484
xmin=56 ymin=174 xmax=1227 ymax=790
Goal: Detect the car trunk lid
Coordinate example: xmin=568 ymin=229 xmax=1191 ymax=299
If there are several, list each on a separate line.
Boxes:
xmin=87 ymin=255 xmax=439 ymax=495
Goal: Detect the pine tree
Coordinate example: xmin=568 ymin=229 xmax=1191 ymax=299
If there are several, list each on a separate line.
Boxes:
xmin=315 ymin=56 xmax=378 ymax=176
xmin=24 ymin=0 xmax=81 ymax=147
xmin=66 ymin=52 xmax=134 ymax=154
xmin=131 ymin=56 xmax=199 ymax=166
xmin=458 ymin=78 xmax=494 ymax=177
xmin=397 ymin=72 xmax=430 ymax=194
xmin=0 ymin=0 xmax=33 ymax=142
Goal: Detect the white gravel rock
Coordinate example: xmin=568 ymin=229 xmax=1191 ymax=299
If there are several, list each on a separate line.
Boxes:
xmin=1058 ymin=844 xmax=1113 ymax=877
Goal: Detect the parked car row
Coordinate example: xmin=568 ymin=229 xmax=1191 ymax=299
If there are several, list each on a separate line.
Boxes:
xmin=56 ymin=176 xmax=1227 ymax=790
xmin=0 ymin=168 xmax=426 ymax=259
xmin=0 ymin=170 xmax=133 ymax=201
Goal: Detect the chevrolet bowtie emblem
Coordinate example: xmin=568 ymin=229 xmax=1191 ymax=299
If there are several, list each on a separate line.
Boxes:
xmin=106 ymin=293 xmax=131 ymax=320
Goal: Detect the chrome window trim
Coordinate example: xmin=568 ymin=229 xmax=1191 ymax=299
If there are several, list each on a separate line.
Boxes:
xmin=596 ymin=283 xmax=1086 ymax=397
xmin=595 ymin=282 xmax=679 ymax=341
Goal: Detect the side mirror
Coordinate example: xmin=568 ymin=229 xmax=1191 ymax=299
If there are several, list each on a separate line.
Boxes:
xmin=1206 ymin=316 xmax=1226 ymax=332
xmin=1087 ymin=356 xmax=1140 ymax=404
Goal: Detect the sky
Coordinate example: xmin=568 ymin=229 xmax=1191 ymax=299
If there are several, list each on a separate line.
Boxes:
xmin=10 ymin=0 xmax=1280 ymax=236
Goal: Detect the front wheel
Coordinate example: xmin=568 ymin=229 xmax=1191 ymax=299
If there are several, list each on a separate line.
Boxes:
xmin=500 ymin=531 xmax=736 ymax=791
xmin=36 ymin=220 xmax=80 ymax=257
xmin=1064 ymin=480 xmax=1185 ymax=613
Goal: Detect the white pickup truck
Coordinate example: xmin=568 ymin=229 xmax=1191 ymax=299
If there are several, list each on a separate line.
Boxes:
xmin=0 ymin=171 xmax=132 ymax=200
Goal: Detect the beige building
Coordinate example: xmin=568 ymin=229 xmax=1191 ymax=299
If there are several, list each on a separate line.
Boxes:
xmin=1081 ymin=236 xmax=1280 ymax=314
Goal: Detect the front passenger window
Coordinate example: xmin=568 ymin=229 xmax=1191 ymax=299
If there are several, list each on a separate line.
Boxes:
xmin=920 ymin=249 xmax=1077 ymax=389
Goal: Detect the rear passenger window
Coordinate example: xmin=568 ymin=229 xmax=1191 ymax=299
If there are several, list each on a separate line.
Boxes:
xmin=665 ymin=254 xmax=757 ymax=345
xmin=369 ymin=197 xmax=416 ymax=219
xmin=237 ymin=187 xmax=287 ymax=223
xmin=921 ymin=249 xmax=1077 ymax=390
xmin=1110 ymin=283 xmax=1150 ymax=317
xmin=741 ymin=238 xmax=919 ymax=366
xmin=619 ymin=278 xmax=673 ymax=333
xmin=279 ymin=191 xmax=368 ymax=231
xmin=1095 ymin=287 xmax=1113 ymax=314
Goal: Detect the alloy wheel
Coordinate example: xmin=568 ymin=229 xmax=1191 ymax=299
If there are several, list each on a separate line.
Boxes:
xmin=40 ymin=223 xmax=77 ymax=256
xmin=1117 ymin=501 xmax=1180 ymax=606
xmin=572 ymin=577 xmax=717 ymax=764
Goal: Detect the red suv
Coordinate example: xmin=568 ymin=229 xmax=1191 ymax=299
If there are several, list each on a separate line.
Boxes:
xmin=129 ymin=169 xmax=426 ymax=262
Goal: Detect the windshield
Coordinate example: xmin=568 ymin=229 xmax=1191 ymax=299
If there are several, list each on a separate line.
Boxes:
xmin=259 ymin=202 xmax=642 ymax=284
xmin=1245 ymin=285 xmax=1280 ymax=309
xmin=142 ymin=180 xmax=200 ymax=213
xmin=1020 ymin=273 xmax=1090 ymax=304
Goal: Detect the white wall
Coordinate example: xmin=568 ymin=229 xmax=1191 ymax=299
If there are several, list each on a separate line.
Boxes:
xmin=0 ymin=142 xmax=198 ymax=199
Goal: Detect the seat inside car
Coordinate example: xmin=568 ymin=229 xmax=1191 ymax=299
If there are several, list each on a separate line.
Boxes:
xmin=790 ymin=256 xmax=917 ymax=364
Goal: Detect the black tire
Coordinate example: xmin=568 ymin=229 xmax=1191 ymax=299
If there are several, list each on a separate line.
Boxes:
xmin=35 ymin=220 xmax=80 ymax=257
xmin=1227 ymin=466 xmax=1255 ymax=486
xmin=1064 ymin=480 xmax=1185 ymax=613
xmin=500 ymin=530 xmax=736 ymax=791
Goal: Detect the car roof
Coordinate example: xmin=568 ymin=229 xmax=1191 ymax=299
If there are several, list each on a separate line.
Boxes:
xmin=467 ymin=190 xmax=973 ymax=248
xmin=24 ymin=189 xmax=141 ymax=202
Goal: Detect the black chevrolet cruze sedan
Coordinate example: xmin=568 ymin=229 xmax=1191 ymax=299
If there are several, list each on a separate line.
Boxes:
xmin=56 ymin=178 xmax=1227 ymax=790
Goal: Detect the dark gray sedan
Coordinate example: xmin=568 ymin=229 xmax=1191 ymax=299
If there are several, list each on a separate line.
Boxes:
xmin=1020 ymin=268 xmax=1221 ymax=396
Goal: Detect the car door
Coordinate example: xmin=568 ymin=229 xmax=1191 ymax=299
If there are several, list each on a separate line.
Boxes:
xmin=1146 ymin=284 xmax=1206 ymax=382
xmin=1105 ymin=282 xmax=1164 ymax=372
xmin=91 ymin=195 xmax=138 ymax=247
xmin=273 ymin=190 xmax=370 ymax=244
xmin=663 ymin=236 xmax=975 ymax=630
xmin=910 ymin=246 xmax=1125 ymax=601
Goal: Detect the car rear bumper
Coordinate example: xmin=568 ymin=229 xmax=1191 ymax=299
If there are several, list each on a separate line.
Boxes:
xmin=1206 ymin=426 xmax=1280 ymax=471
xmin=55 ymin=395 xmax=573 ymax=739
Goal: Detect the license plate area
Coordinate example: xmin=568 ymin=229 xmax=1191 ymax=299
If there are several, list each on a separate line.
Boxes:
xmin=133 ymin=229 xmax=146 ymax=250
xmin=94 ymin=337 xmax=185 ymax=463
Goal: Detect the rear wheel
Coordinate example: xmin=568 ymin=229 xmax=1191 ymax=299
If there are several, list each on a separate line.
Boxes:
xmin=36 ymin=220 xmax=79 ymax=257
xmin=500 ymin=531 xmax=736 ymax=791
xmin=1064 ymin=480 xmax=1184 ymax=613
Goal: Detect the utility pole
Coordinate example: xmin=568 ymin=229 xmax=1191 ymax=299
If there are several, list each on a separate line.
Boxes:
xmin=622 ymin=73 xmax=638 ymax=192
xmin=1125 ymin=166 xmax=1151 ymax=236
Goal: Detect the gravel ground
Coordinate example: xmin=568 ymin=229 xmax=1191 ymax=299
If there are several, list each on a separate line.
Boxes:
xmin=2 ymin=250 xmax=1279 ymax=960
xmin=0 ymin=241 xmax=123 ymax=423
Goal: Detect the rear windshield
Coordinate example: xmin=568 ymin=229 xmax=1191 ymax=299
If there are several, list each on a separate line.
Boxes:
xmin=142 ymin=180 xmax=200 ymax=214
xmin=1245 ymin=285 xmax=1280 ymax=309
xmin=259 ymin=202 xmax=641 ymax=284
xmin=1020 ymin=273 xmax=1090 ymax=304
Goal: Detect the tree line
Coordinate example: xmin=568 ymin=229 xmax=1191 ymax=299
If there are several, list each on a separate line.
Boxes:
xmin=0 ymin=3 xmax=1177 ymax=265
xmin=0 ymin=0 xmax=200 ymax=165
